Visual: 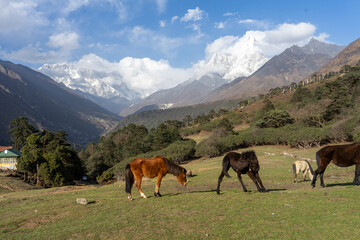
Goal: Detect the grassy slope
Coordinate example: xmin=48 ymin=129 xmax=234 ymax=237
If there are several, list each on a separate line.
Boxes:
xmin=0 ymin=172 xmax=35 ymax=195
xmin=1 ymin=145 xmax=360 ymax=240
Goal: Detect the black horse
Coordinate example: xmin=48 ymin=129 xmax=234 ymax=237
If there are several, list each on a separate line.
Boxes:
xmin=216 ymin=151 xmax=266 ymax=194
xmin=312 ymin=143 xmax=360 ymax=188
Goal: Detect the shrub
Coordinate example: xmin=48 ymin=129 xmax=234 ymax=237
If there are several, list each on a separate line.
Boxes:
xmin=255 ymin=110 xmax=294 ymax=128
xmin=291 ymin=87 xmax=311 ymax=102
xmin=156 ymin=139 xmax=196 ymax=163
xmin=195 ymin=138 xmax=221 ymax=158
xmin=96 ymin=170 xmax=114 ymax=184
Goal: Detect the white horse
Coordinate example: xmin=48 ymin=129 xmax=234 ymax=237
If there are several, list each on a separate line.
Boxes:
xmin=292 ymin=160 xmax=314 ymax=183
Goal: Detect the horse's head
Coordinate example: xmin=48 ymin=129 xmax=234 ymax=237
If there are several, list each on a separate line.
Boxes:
xmin=177 ymin=168 xmax=188 ymax=186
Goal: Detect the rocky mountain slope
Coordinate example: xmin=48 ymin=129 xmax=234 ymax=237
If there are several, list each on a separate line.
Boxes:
xmin=0 ymin=60 xmax=121 ymax=147
xmin=204 ymin=38 xmax=345 ymax=102
xmin=316 ymin=37 xmax=360 ymax=74
xmin=39 ymin=64 xmax=141 ymax=114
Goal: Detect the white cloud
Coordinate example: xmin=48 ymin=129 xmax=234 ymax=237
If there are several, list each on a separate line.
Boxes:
xmin=159 ymin=20 xmax=166 ymax=28
xmin=215 ymin=22 xmax=225 ymax=29
xmin=118 ymin=57 xmax=192 ymax=96
xmin=171 ymin=16 xmax=179 ymax=23
xmin=314 ymin=33 xmax=331 ymax=43
xmin=181 ymin=7 xmax=205 ymax=22
xmin=263 ymin=22 xmax=316 ymax=44
xmin=153 ymin=0 xmax=167 ymax=13
xmin=238 ymin=19 xmax=270 ymax=29
xmin=63 ymin=0 xmax=89 ymax=15
xmin=47 ymin=32 xmax=80 ymax=51
xmin=242 ymin=22 xmax=318 ymax=56
xmin=3 ymin=44 xmax=61 ymax=64
xmin=127 ymin=26 xmax=183 ymax=57
xmin=223 ymin=12 xmax=237 ymax=17
xmin=0 ymin=0 xmax=48 ymax=33
xmin=70 ymin=53 xmax=192 ymax=97
xmin=204 ymin=36 xmax=238 ymax=59
xmin=4 ymin=31 xmax=80 ymax=63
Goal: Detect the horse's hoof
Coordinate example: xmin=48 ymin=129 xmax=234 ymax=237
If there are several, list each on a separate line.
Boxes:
xmin=216 ymin=191 xmax=220 ymax=195
xmin=154 ymin=192 xmax=162 ymax=197
xmin=128 ymin=196 xmax=134 ymax=201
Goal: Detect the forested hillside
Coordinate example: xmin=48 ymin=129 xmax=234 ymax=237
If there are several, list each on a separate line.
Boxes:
xmin=79 ymin=62 xmax=360 ymax=181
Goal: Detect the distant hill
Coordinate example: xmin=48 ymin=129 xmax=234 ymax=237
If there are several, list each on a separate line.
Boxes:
xmin=204 ymin=38 xmax=345 ymax=102
xmin=119 ymin=73 xmax=228 ymax=116
xmin=0 ymin=60 xmax=121 ymax=147
xmin=109 ymin=99 xmax=238 ymax=133
xmin=316 ymin=38 xmax=360 ymax=74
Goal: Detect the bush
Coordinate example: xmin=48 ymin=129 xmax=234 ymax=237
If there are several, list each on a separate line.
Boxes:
xmin=255 ymin=110 xmax=294 ymax=128
xmin=195 ymin=138 xmax=222 ymax=158
xmin=291 ymin=87 xmax=312 ymax=102
xmin=155 ymin=139 xmax=196 ymax=163
xmin=96 ymin=170 xmax=114 ymax=184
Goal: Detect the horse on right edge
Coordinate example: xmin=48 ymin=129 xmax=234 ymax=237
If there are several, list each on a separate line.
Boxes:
xmin=311 ymin=143 xmax=360 ymax=188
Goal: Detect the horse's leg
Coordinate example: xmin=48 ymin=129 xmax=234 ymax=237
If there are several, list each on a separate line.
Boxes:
xmin=303 ymin=170 xmax=307 ymax=181
xmin=247 ymin=171 xmax=264 ymax=192
xmin=312 ymin=161 xmax=329 ymax=188
xmin=294 ymin=169 xmax=298 ymax=183
xmin=254 ymin=172 xmax=266 ymax=191
xmin=216 ymin=171 xmax=225 ymax=195
xmin=154 ymin=174 xmax=163 ymax=197
xmin=135 ymin=175 xmax=147 ymax=198
xmin=236 ymin=172 xmax=248 ymax=192
xmin=353 ymin=164 xmax=360 ymax=185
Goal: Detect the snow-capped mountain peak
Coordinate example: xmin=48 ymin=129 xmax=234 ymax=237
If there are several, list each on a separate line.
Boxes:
xmin=39 ymin=63 xmax=140 ymax=100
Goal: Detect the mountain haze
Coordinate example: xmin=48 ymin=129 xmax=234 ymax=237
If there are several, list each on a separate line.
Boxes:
xmin=0 ymin=60 xmax=121 ymax=146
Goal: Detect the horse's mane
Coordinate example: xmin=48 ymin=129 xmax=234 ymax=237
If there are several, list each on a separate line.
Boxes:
xmin=240 ymin=150 xmax=257 ymax=160
xmin=161 ymin=157 xmax=185 ymax=176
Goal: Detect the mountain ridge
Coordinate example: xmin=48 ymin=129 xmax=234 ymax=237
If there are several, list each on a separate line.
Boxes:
xmin=0 ymin=59 xmax=121 ymax=147
xmin=203 ymin=39 xmax=345 ymax=102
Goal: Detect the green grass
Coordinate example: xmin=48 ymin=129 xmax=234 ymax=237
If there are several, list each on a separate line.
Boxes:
xmin=1 ymin=145 xmax=360 ymax=239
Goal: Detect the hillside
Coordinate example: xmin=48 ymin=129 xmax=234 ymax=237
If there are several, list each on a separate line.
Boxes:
xmin=0 ymin=60 xmax=121 ymax=147
xmin=110 ymin=98 xmax=238 ymax=133
xmin=316 ymin=37 xmax=360 ymax=74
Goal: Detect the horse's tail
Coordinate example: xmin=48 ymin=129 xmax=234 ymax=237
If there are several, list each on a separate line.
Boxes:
xmin=315 ymin=151 xmax=321 ymax=167
xmin=292 ymin=162 xmax=296 ymax=173
xmin=304 ymin=159 xmax=314 ymax=180
xmin=124 ymin=164 xmax=134 ymax=194
xmin=222 ymin=154 xmax=231 ymax=178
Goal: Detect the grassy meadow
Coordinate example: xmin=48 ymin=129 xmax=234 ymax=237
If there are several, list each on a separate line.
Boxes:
xmin=1 ymin=145 xmax=360 ymax=239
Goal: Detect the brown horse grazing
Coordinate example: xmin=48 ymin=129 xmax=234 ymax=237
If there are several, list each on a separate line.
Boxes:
xmin=311 ymin=143 xmax=360 ymax=188
xmin=216 ymin=151 xmax=266 ymax=194
xmin=125 ymin=156 xmax=188 ymax=200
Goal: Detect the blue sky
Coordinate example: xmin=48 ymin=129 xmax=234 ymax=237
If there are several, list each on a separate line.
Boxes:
xmin=1 ymin=0 xmax=359 ymax=69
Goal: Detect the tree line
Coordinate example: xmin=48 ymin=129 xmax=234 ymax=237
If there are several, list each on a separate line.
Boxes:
xmin=8 ymin=117 xmax=82 ymax=187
